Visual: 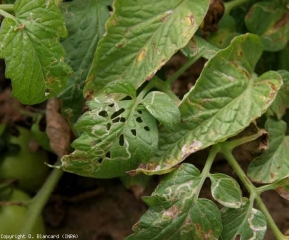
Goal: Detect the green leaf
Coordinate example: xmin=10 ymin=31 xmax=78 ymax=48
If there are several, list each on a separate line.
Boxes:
xmin=103 ymin=80 xmax=136 ymax=98
xmin=207 ymin=15 xmax=240 ymax=49
xmin=60 ymin=0 xmax=112 ymax=127
xmin=120 ymin=174 xmax=151 ymax=192
xmin=273 ymin=177 xmax=289 ymax=201
xmin=209 ymin=173 xmax=242 ymax=208
xmin=245 ymin=2 xmax=289 ymax=52
xmin=85 ymin=0 xmax=210 ymax=97
xmin=220 ymin=200 xmax=267 ymax=240
xmin=247 ymin=118 xmax=289 ymax=183
xmin=142 ymin=91 xmax=180 ymax=130
xmin=126 ymin=164 xmax=222 ymax=240
xmin=133 ymin=34 xmax=282 ymax=175
xmin=59 ymin=95 xmax=158 ymax=178
xmin=268 ymin=70 xmax=289 ymax=119
xmin=181 ymin=35 xmax=219 ymax=60
xmin=0 ymin=0 xmax=72 ymax=104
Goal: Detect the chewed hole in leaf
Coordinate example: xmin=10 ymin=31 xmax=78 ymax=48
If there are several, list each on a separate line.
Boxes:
xmin=137 ymin=110 xmax=142 ymax=114
xmin=108 ymin=103 xmax=115 ymax=107
xmin=123 ymin=96 xmax=133 ymax=100
xmin=119 ymin=134 xmax=125 ymax=146
xmin=136 ymin=117 xmax=143 ymax=123
xmin=98 ymin=158 xmax=103 ymax=164
xmin=106 ymin=151 xmax=111 ymax=159
xmin=45 ymin=89 xmax=51 ymax=96
xmin=131 ymin=129 xmax=137 ymax=136
xmin=99 ymin=110 xmax=108 ymax=117
xmin=106 ymin=5 xmax=113 ymax=11
xmin=144 ymin=126 xmax=150 ymax=131
xmin=106 ymin=123 xmax=111 ymax=130
xmin=111 ymin=108 xmax=125 ymax=119
xmin=91 ymin=139 xmax=102 ymax=146
xmin=112 ymin=117 xmax=126 ymax=123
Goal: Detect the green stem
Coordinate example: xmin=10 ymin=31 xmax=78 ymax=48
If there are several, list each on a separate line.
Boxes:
xmin=225 ymin=0 xmax=250 ymax=14
xmin=166 ymin=52 xmax=203 ymax=86
xmin=0 ymin=8 xmax=15 ymax=20
xmin=256 ymin=184 xmax=276 ymax=194
xmin=220 ymin=145 xmax=287 ymax=240
xmin=193 ymin=145 xmax=219 ymax=201
xmin=225 ymin=129 xmax=266 ymax=150
xmin=0 ymin=4 xmax=14 ymax=14
xmin=255 ymin=195 xmax=288 ymax=240
xmin=20 ymin=164 xmax=63 ymax=235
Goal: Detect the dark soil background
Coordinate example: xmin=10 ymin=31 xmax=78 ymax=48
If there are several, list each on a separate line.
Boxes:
xmin=1 ymin=53 xmax=289 ymax=239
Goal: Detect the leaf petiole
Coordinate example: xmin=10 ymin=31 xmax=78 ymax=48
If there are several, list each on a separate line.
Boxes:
xmin=0 ymin=8 xmax=15 ymax=20
xmin=220 ymin=145 xmax=287 ymax=240
xmin=0 ymin=4 xmax=14 ymax=14
xmin=193 ymin=145 xmax=219 ymax=201
xmin=166 ymin=51 xmax=203 ymax=86
xmin=225 ymin=129 xmax=267 ymax=150
xmin=20 ymin=161 xmax=63 ymax=235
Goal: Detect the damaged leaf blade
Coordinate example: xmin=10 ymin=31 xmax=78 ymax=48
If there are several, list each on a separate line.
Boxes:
xmin=142 ymin=91 xmax=180 ymax=130
xmin=60 ymin=0 xmax=112 ymax=127
xmin=245 ymin=2 xmax=289 ymax=52
xmin=268 ymin=70 xmax=289 ymax=119
xmin=220 ymin=200 xmax=267 ymax=240
xmin=209 ymin=173 xmax=243 ymax=208
xmin=85 ymin=0 xmax=210 ymax=96
xmin=0 ymin=0 xmax=72 ymax=104
xmin=60 ymin=94 xmax=158 ymax=178
xmin=133 ymin=34 xmax=282 ymax=175
xmin=247 ymin=118 xmax=289 ymax=183
xmin=126 ymin=164 xmax=222 ymax=240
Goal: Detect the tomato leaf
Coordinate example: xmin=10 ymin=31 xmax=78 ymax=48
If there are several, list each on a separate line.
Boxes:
xmin=59 ymin=94 xmax=158 ymax=178
xmin=132 ymin=34 xmax=282 ymax=175
xmin=207 ymin=14 xmax=240 ymax=49
xmin=85 ymin=0 xmax=210 ymax=97
xmin=220 ymin=200 xmax=267 ymax=240
xmin=268 ymin=70 xmax=289 ymax=119
xmin=0 ymin=0 xmax=72 ymax=104
xmin=103 ymin=80 xmax=136 ymax=99
xmin=60 ymin=0 xmax=112 ymax=127
xmin=245 ymin=2 xmax=289 ymax=52
xmin=126 ymin=164 xmax=222 ymax=240
xmin=247 ymin=118 xmax=289 ymax=183
xmin=273 ymin=177 xmax=289 ymax=201
xmin=142 ymin=91 xmax=180 ymax=130
xmin=181 ymin=35 xmax=219 ymax=60
xmin=209 ymin=173 xmax=242 ymax=208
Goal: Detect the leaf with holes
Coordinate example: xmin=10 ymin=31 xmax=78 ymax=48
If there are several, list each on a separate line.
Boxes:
xmin=132 ymin=34 xmax=282 ymax=175
xmin=220 ymin=200 xmax=267 ymax=240
xmin=209 ymin=173 xmax=242 ymax=208
xmin=245 ymin=2 xmax=289 ymax=52
xmin=0 ymin=0 xmax=72 ymax=104
xmin=60 ymin=0 xmax=112 ymax=127
xmin=59 ymin=94 xmax=158 ymax=178
xmin=126 ymin=164 xmax=223 ymax=240
xmin=247 ymin=118 xmax=289 ymax=183
xmin=268 ymin=70 xmax=289 ymax=119
xmin=85 ymin=0 xmax=210 ymax=97
xmin=141 ymin=91 xmax=180 ymax=130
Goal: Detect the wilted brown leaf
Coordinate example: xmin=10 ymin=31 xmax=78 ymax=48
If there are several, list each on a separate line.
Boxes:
xmin=46 ymin=98 xmax=71 ymax=157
